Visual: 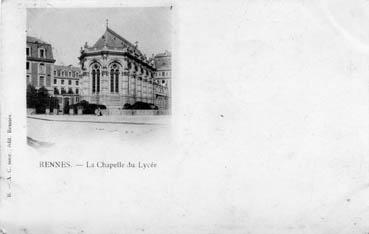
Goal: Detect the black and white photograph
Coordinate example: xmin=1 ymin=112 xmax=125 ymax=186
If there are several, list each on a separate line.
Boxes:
xmin=3 ymin=0 xmax=369 ymax=234
xmin=26 ymin=7 xmax=172 ymax=147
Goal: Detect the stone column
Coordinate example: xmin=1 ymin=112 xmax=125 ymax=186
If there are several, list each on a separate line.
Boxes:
xmin=136 ymin=71 xmax=142 ymax=102
xmin=129 ymin=71 xmax=136 ymax=105
xmin=122 ymin=69 xmax=129 ymax=104
xmin=101 ymin=67 xmax=109 ymax=95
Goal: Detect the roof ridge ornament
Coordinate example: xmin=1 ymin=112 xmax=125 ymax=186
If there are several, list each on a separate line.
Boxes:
xmin=106 ymin=19 xmax=109 ymax=28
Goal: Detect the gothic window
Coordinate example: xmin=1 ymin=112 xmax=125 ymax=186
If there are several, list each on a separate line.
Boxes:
xmin=115 ymin=69 xmax=119 ymax=92
xmin=91 ymin=64 xmax=100 ymax=93
xmin=110 ymin=63 xmax=119 ymax=93
xmin=110 ymin=69 xmax=114 ymax=92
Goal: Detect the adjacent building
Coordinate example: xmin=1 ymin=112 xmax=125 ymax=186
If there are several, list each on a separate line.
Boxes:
xmin=154 ymin=51 xmax=171 ymax=110
xmin=78 ymin=25 xmax=170 ymax=112
xmin=53 ymin=65 xmax=82 ymax=108
xmin=26 ymin=36 xmax=56 ymax=92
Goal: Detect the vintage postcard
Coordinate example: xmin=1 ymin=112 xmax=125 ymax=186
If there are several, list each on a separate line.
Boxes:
xmin=2 ymin=0 xmax=369 ymax=234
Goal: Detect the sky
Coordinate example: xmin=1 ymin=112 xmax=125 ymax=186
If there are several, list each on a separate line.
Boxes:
xmin=27 ymin=7 xmax=172 ymax=66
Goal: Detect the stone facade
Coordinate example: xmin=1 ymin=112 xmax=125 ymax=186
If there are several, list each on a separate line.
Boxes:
xmin=26 ymin=36 xmax=56 ymax=93
xmin=154 ymin=51 xmax=171 ymax=110
xmin=78 ymin=26 xmax=170 ymax=111
xmin=53 ymin=65 xmax=82 ymax=109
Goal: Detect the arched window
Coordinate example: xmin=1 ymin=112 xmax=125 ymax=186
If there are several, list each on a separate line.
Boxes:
xmin=110 ymin=63 xmax=119 ymax=93
xmin=91 ymin=64 xmax=100 ymax=93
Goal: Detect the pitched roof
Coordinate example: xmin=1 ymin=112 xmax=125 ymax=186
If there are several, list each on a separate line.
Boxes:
xmin=91 ymin=27 xmax=143 ymax=56
xmin=155 ymin=51 xmax=171 ymax=57
xmin=54 ymin=65 xmax=81 ymax=72
xmin=27 ymin=36 xmax=49 ymax=45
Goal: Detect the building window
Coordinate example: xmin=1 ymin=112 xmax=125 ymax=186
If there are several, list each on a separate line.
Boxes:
xmin=57 ymin=70 xmax=61 ymax=76
xmin=61 ymin=71 xmax=65 ymax=77
xmin=68 ymin=71 xmax=72 ymax=77
xmin=26 ymin=47 xmax=30 ymax=56
xmin=110 ymin=64 xmax=119 ymax=93
xmin=39 ymin=63 xmax=46 ymax=74
xmin=68 ymin=80 xmax=72 ymax=85
xmin=54 ymin=79 xmax=57 ymax=84
xmin=39 ymin=76 xmax=45 ymax=87
xmin=68 ymin=88 xmax=73 ymax=94
xmin=76 ymin=88 xmax=79 ymax=94
xmin=162 ymin=71 xmax=165 ymax=76
xmin=91 ymin=64 xmax=100 ymax=93
xmin=39 ymin=48 xmax=45 ymax=58
xmin=61 ymin=79 xmax=64 ymax=85
xmin=76 ymin=97 xmax=79 ymax=103
xmin=26 ymin=62 xmax=30 ymax=70
xmin=54 ymin=87 xmax=59 ymax=95
xmin=61 ymin=87 xmax=66 ymax=94
xmin=54 ymin=70 xmax=56 ymax=76
xmin=26 ymin=75 xmax=30 ymax=84
xmin=76 ymin=80 xmax=79 ymax=86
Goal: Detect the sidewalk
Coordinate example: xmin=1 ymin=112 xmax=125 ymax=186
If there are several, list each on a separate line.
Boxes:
xmin=27 ymin=114 xmax=170 ymax=125
xmin=27 ymin=114 xmax=170 ymax=145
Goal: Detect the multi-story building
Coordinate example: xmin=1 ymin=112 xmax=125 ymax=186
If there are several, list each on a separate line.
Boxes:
xmin=26 ymin=36 xmax=56 ymax=93
xmin=78 ymin=25 xmax=170 ymax=111
xmin=53 ymin=65 xmax=82 ymax=108
xmin=154 ymin=51 xmax=171 ymax=110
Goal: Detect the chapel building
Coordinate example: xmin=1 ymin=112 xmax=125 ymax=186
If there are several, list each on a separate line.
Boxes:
xmin=78 ymin=25 xmax=170 ymax=112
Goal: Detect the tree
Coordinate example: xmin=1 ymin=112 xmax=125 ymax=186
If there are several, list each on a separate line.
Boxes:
xmin=27 ymin=85 xmax=60 ymax=114
xmin=123 ymin=103 xmax=132 ymax=109
xmin=26 ymin=84 xmax=37 ymax=108
xmin=35 ymin=86 xmax=50 ymax=113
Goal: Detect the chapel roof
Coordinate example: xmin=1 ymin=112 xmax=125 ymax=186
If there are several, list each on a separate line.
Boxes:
xmin=91 ymin=27 xmax=144 ymax=57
